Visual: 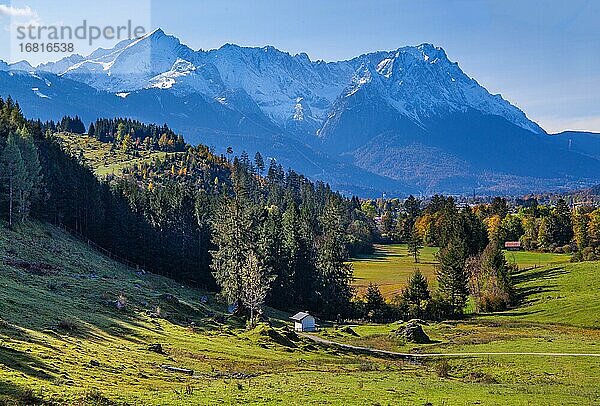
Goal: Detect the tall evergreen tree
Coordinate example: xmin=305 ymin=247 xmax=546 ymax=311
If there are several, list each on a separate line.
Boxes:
xmin=210 ymin=194 xmax=256 ymax=310
xmin=364 ymin=283 xmax=386 ymax=321
xmin=16 ymin=127 xmax=42 ymax=222
xmin=0 ymin=132 xmax=27 ymax=226
xmin=315 ymin=198 xmax=354 ymax=317
xmin=254 ymin=151 xmax=265 ymax=175
xmin=401 ymin=269 xmax=431 ymax=318
xmin=435 ymin=239 xmax=469 ymax=316
xmin=407 ymin=227 xmax=423 ymax=263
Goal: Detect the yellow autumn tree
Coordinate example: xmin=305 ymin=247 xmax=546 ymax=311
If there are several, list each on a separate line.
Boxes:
xmin=486 ymin=215 xmax=502 ymax=242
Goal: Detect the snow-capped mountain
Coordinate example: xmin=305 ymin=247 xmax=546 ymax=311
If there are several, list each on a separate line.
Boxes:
xmin=4 ymin=29 xmax=599 ymax=195
xmin=8 ymin=60 xmax=34 ymax=72
xmin=37 ymin=54 xmax=85 ymax=74
xmin=36 ymin=29 xmax=541 ymax=136
xmin=56 ymin=29 xmax=194 ymax=92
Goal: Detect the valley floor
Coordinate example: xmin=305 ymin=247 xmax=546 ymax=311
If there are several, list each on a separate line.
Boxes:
xmin=0 ymin=223 xmax=598 ymax=405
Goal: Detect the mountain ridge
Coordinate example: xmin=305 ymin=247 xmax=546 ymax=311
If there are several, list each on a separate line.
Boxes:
xmin=1 ymin=29 xmax=598 ymax=196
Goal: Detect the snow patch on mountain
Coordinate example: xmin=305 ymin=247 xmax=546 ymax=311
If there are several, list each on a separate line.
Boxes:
xmin=23 ymin=31 xmax=543 ymax=135
xmin=60 ymin=28 xmax=195 ymax=92
xmin=37 ymin=54 xmax=85 ymax=74
xmin=9 ymin=60 xmax=34 ymax=72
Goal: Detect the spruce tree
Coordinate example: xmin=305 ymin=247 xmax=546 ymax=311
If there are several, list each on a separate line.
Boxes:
xmin=364 ymin=283 xmax=386 ymax=321
xmin=402 ymin=269 xmax=431 ymax=318
xmin=407 ymin=227 xmax=422 ymax=263
xmin=88 ymin=122 xmax=95 ymax=137
xmin=315 ymin=198 xmax=353 ymax=317
xmin=210 ymin=195 xmax=255 ymax=310
xmin=254 ymin=151 xmax=265 ymax=175
xmin=0 ymin=133 xmax=26 ymax=226
xmin=435 ymin=239 xmax=469 ymax=316
xmin=281 ymin=200 xmax=305 ymax=305
xmin=16 ymin=127 xmax=42 ymax=222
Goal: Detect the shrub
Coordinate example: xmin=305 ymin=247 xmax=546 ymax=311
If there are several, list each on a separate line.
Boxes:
xmin=467 ymin=243 xmax=514 ymax=312
xmin=426 ymin=294 xmax=454 ymax=321
xmin=582 ymin=247 xmax=597 ymax=261
xmin=116 ymin=293 xmax=127 ymax=309
xmin=57 ymin=319 xmax=78 ymax=332
xmin=434 ymin=359 xmax=451 ymax=378
xmin=571 ymin=251 xmax=583 ymax=262
xmin=17 ymin=388 xmax=47 ymax=405
xmin=78 ymin=389 xmax=117 ymax=405
xmin=358 ymin=360 xmax=378 ymax=371
xmin=465 ymin=371 xmax=498 ymax=384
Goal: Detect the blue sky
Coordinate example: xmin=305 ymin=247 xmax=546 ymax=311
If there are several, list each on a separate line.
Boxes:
xmin=0 ymin=0 xmax=598 ymax=133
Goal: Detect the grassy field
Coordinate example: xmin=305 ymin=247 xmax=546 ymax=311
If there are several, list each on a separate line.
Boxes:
xmin=351 ymin=244 xmax=571 ymax=299
xmin=56 ymin=133 xmax=171 ymax=176
xmin=321 ymin=251 xmax=600 ymax=405
xmin=352 ymin=244 xmax=439 ymax=298
xmin=1 ymin=223 xmax=598 ymax=405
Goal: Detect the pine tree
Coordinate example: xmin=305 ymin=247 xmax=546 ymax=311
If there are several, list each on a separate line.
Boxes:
xmin=88 ymin=122 xmax=95 ymax=137
xmin=407 ymin=227 xmax=422 ymax=263
xmin=281 ymin=200 xmax=305 ymax=305
xmin=402 ymin=269 xmax=431 ymax=318
xmin=254 ymin=151 xmax=265 ymax=175
xmin=1 ymin=133 xmax=27 ymax=226
xmin=435 ymin=239 xmax=469 ymax=316
xmin=364 ymin=283 xmax=386 ymax=321
xmin=16 ymin=127 xmax=42 ymax=222
xmin=259 ymin=206 xmax=289 ymax=306
xmin=315 ymin=198 xmax=354 ymax=317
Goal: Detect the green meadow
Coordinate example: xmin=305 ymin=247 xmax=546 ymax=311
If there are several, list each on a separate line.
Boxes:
xmin=56 ymin=133 xmax=170 ymax=177
xmin=0 ymin=223 xmax=598 ymax=405
xmin=351 ymin=244 xmax=571 ymax=299
xmin=351 ymin=244 xmax=439 ymax=297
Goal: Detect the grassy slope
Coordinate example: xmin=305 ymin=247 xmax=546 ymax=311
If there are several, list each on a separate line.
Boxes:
xmin=352 ymin=245 xmax=439 ymax=298
xmin=56 ymin=133 xmax=171 ymax=176
xmin=329 ymin=249 xmax=600 ymax=404
xmin=351 ymin=244 xmax=570 ymax=299
xmin=1 ymin=224 xmax=598 ymax=405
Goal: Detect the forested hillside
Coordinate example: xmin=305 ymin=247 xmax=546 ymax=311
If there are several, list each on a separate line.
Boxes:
xmin=0 ymin=97 xmax=378 ymax=319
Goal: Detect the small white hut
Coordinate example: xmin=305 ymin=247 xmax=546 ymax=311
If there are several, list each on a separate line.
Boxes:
xmin=290 ymin=311 xmax=316 ymax=332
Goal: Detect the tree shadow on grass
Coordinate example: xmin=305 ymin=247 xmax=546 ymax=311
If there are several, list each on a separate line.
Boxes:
xmin=0 ymin=346 xmax=59 ymax=381
xmin=511 ymin=266 xmax=567 ymax=305
xmin=512 ymin=266 xmax=567 ymax=285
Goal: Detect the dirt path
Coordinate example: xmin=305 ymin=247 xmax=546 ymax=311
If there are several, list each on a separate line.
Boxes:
xmin=300 ymin=333 xmax=600 ymax=359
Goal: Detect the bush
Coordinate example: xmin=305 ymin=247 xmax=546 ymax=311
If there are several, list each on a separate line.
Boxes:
xmin=582 ymin=247 xmax=597 ymax=261
xmin=427 ymin=294 xmax=455 ymax=321
xmin=434 ymin=359 xmax=451 ymax=377
xmin=561 ymin=244 xmax=572 ymax=254
xmin=57 ymin=319 xmax=78 ymax=332
xmin=465 ymin=371 xmax=498 ymax=384
xmin=16 ymin=388 xmax=47 ymax=405
xmin=476 ymin=289 xmax=510 ymax=312
xmin=78 ymin=389 xmax=117 ymax=405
